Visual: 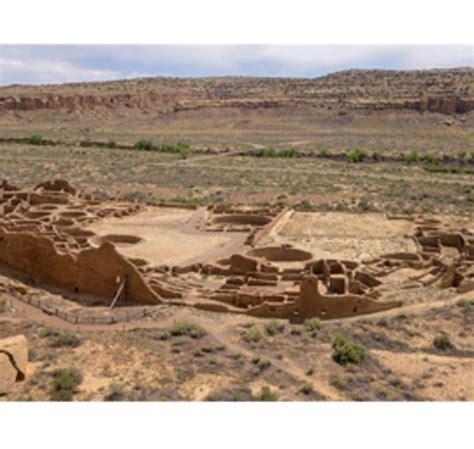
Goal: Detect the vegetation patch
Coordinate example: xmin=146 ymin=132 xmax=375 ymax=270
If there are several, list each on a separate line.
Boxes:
xmin=134 ymin=139 xmax=154 ymax=151
xmin=433 ymin=334 xmax=453 ymax=351
xmin=332 ymin=333 xmax=366 ymax=366
xmin=347 ymin=148 xmax=367 ymax=163
xmin=264 ymin=319 xmax=285 ymax=336
xmin=39 ymin=328 xmax=82 ymax=348
xmin=299 ymin=382 xmax=314 ymax=395
xmin=50 ymin=367 xmax=83 ymax=401
xmin=160 ymin=142 xmax=191 ymax=159
xmin=242 ymin=326 xmax=263 ymax=343
xmin=304 ymin=317 xmax=322 ymax=333
xmin=252 ymin=147 xmax=297 ymax=158
xmin=255 ymin=386 xmax=279 ymax=401
xmin=169 ymin=321 xmax=207 ymax=339
xmin=30 ymin=134 xmax=44 ymax=145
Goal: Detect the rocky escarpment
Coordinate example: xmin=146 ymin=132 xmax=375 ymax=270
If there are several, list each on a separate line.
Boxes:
xmin=0 ymin=68 xmax=472 ymax=115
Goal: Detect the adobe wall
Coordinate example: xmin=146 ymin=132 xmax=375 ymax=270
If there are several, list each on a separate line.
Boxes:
xmin=0 ymin=228 xmax=161 ymax=305
xmin=296 ymin=276 xmax=401 ymax=319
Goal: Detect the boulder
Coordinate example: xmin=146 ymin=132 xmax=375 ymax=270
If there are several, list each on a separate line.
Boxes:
xmin=0 ymin=335 xmax=28 ymax=395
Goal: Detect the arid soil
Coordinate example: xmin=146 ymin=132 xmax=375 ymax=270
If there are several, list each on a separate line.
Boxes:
xmin=0 ymin=68 xmax=473 ymax=401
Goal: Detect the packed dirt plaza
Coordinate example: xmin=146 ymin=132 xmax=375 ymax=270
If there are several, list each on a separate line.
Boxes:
xmin=0 ymin=68 xmax=473 ymax=401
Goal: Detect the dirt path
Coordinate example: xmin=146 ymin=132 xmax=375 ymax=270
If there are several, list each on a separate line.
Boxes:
xmin=5 ymin=287 xmax=469 ymax=333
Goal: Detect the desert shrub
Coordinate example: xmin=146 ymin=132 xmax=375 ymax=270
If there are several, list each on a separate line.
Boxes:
xmin=371 ymin=151 xmax=381 ymax=161
xmin=255 ymin=386 xmax=279 ymax=401
xmin=405 ymin=151 xmax=419 ymax=164
xmin=279 ymin=148 xmax=296 ymax=158
xmin=38 ymin=326 xmax=57 ymax=338
xmin=178 ymin=145 xmax=191 ymax=159
xmin=30 ymin=134 xmax=44 ymax=145
xmin=304 ymin=317 xmax=322 ymax=333
xmin=160 ymin=143 xmax=176 ymax=153
xmin=457 ymin=299 xmax=474 ymax=308
xmin=347 ymin=148 xmax=367 ymax=163
xmin=357 ymin=197 xmax=376 ymax=212
xmin=299 ymin=382 xmax=314 ymax=395
xmin=424 ymin=153 xmax=437 ymax=165
xmin=318 ymin=149 xmax=329 ymax=158
xmin=169 ymin=321 xmax=206 ymax=339
xmin=50 ymin=367 xmax=83 ymax=401
xmin=251 ymin=356 xmax=272 ymax=372
xmin=295 ymin=199 xmax=316 ymax=211
xmin=332 ymin=333 xmax=366 ymax=366
xmin=242 ymin=326 xmax=263 ymax=343
xmin=264 ymin=319 xmax=285 ymax=336
xmin=0 ymin=299 xmax=6 ymax=313
xmin=49 ymin=331 xmax=82 ymax=348
xmin=424 ymin=163 xmax=473 ymax=175
xmin=106 ymin=140 xmax=117 ymax=149
xmin=458 ymin=151 xmax=466 ymax=162
xmin=433 ymin=334 xmax=453 ymax=350
xmin=254 ymin=148 xmax=277 ymax=158
xmin=252 ymin=147 xmax=296 ymax=158
xmin=160 ymin=142 xmax=191 ymax=158
xmin=134 ymin=139 xmax=154 ymax=151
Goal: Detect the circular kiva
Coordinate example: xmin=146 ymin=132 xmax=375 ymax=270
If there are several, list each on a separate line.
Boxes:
xmin=212 ymin=214 xmax=271 ymax=226
xmin=247 ymin=246 xmax=313 ymax=262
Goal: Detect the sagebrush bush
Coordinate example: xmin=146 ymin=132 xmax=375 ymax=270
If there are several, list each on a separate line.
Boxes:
xmin=30 ymin=134 xmax=44 ymax=145
xmin=106 ymin=140 xmax=117 ymax=149
xmin=134 ymin=139 xmax=154 ymax=151
xmin=299 ymin=382 xmax=314 ymax=395
xmin=0 ymin=299 xmax=6 ymax=313
xmin=252 ymin=147 xmax=296 ymax=158
xmin=332 ymin=333 xmax=366 ymax=365
xmin=170 ymin=321 xmax=206 ymax=339
xmin=242 ymin=326 xmax=263 ymax=343
xmin=49 ymin=331 xmax=82 ymax=348
xmin=347 ymin=148 xmax=367 ymax=163
xmin=405 ymin=151 xmax=419 ymax=164
xmin=264 ymin=319 xmax=285 ymax=336
xmin=304 ymin=317 xmax=322 ymax=333
xmin=433 ymin=334 xmax=452 ymax=350
xmin=255 ymin=386 xmax=279 ymax=401
xmin=50 ymin=367 xmax=83 ymax=401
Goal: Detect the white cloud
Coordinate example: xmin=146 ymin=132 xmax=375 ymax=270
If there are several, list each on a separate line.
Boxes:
xmin=0 ymin=57 xmax=120 ymax=85
xmin=0 ymin=45 xmax=472 ymax=85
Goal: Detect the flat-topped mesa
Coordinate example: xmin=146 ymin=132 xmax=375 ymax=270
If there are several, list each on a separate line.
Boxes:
xmin=1 ymin=68 xmax=472 ymax=114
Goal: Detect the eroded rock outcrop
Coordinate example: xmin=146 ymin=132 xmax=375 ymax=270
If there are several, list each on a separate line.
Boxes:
xmin=0 ymin=335 xmax=28 ymax=395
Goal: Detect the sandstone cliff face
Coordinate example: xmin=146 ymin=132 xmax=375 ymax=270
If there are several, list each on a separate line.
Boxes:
xmin=0 ymin=68 xmax=472 ymax=114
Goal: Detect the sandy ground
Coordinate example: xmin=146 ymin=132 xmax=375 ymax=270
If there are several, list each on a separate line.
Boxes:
xmin=266 ymin=212 xmax=417 ymax=261
xmin=86 ymin=206 xmax=247 ymax=266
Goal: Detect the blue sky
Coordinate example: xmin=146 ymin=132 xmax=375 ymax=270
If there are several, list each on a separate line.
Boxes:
xmin=0 ymin=44 xmax=472 ymax=86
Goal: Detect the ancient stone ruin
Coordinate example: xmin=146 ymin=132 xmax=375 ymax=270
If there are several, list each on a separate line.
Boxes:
xmin=1 ymin=180 xmax=473 ymax=324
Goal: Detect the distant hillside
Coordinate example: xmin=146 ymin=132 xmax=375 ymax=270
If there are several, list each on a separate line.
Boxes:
xmin=1 ymin=68 xmax=473 ymax=115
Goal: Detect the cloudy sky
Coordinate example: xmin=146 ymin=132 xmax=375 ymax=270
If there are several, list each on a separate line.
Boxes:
xmin=0 ymin=44 xmax=472 ymax=86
